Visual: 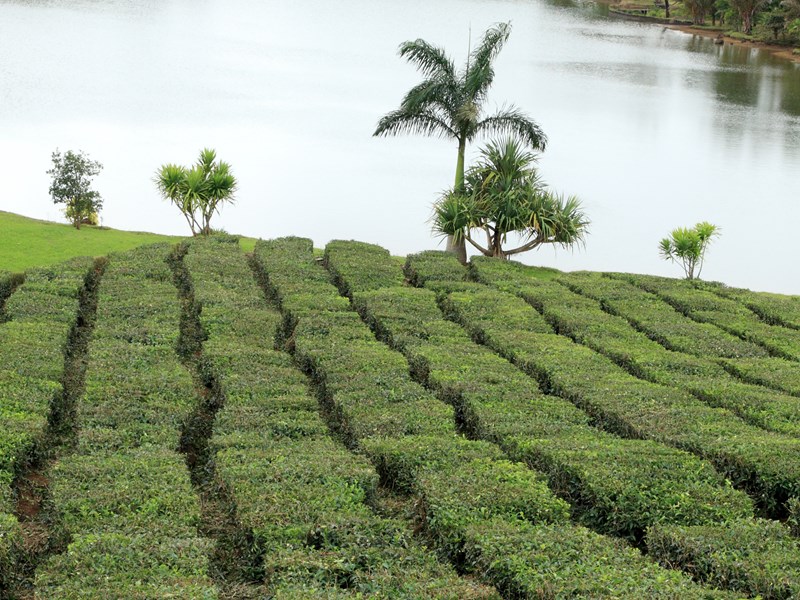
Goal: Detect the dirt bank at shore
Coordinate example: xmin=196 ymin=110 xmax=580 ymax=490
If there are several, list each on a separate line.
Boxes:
xmin=669 ymin=24 xmax=800 ymax=64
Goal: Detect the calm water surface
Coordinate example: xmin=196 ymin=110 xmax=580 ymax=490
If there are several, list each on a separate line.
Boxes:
xmin=1 ymin=0 xmax=799 ymax=292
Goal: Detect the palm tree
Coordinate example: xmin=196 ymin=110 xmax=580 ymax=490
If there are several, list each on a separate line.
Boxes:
xmin=432 ymin=138 xmax=589 ymax=259
xmin=374 ymin=22 xmax=547 ymax=263
xmin=155 ymin=148 xmax=237 ymax=236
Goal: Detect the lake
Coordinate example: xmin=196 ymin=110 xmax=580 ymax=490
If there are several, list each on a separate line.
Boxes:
xmin=1 ymin=0 xmax=798 ymax=292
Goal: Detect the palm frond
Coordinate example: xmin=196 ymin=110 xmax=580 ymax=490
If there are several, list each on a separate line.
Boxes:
xmin=399 ymin=39 xmax=457 ymax=80
xmin=399 ymin=78 xmax=459 ymax=114
xmin=465 ymin=22 xmax=511 ymax=102
xmin=373 ymin=108 xmax=457 ymax=139
xmin=547 ymin=193 xmax=590 ymax=247
xmin=475 ymin=106 xmax=547 ymax=150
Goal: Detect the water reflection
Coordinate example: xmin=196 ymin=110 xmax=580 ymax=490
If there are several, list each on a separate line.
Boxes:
xmin=679 ymin=32 xmax=800 ymax=116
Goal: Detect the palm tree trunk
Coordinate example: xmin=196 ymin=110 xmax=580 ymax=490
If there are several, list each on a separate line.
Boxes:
xmin=454 ymin=138 xmax=466 ymax=192
xmin=447 ymin=137 xmax=468 ymax=265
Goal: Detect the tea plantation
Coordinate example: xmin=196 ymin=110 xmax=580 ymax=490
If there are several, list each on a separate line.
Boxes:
xmin=1 ymin=236 xmax=799 ymax=598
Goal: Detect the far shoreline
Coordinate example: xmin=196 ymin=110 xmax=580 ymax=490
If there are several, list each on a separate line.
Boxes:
xmin=668 ymin=24 xmax=800 ymax=65
xmin=598 ymin=1 xmax=800 ymax=66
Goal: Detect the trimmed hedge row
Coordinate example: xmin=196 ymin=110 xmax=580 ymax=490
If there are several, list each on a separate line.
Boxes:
xmin=324 ymin=240 xmax=405 ymax=296
xmin=254 ymin=238 xmax=737 ymax=598
xmin=409 ymin=251 xmax=800 ymax=597
xmin=510 ymin=269 xmax=800 ymax=437
xmin=423 ymin=255 xmax=800 ymax=514
xmin=648 ymin=519 xmax=800 ymax=598
xmin=185 ymin=237 xmax=495 ymax=598
xmin=0 ymin=257 xmax=91 ymax=389
xmin=705 ymin=281 xmax=800 ymax=331
xmin=327 ymin=242 xmax=752 ymax=543
xmin=561 ymin=272 xmax=766 ymax=359
xmin=0 ymin=270 xmax=24 ymax=321
xmin=616 ymin=273 xmax=800 ymax=361
xmin=721 ymin=356 xmax=800 ymax=398
xmin=257 ymin=240 xmax=454 ymax=445
xmin=34 ymin=245 xmax=218 ymax=598
xmin=0 ymin=270 xmax=22 ymax=296
xmin=0 ymin=513 xmax=21 ymax=593
xmin=400 ymin=250 xmax=469 ymax=291
xmin=0 ymin=258 xmax=92 ymax=593
xmin=790 ymin=497 xmax=800 ymax=537
xmin=464 ymin=518 xmax=731 ymax=599
xmin=465 ymin=255 xmax=800 ymax=516
xmin=362 ymin=437 xmax=731 ymax=599
xmin=564 ymin=270 xmax=800 ymax=410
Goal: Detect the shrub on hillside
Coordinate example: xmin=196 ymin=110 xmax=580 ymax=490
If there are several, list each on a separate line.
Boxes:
xmin=47 ymin=149 xmax=104 ymax=230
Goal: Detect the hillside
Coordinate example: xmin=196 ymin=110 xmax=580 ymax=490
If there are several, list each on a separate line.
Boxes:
xmin=0 ymin=211 xmax=258 ymax=271
xmin=0 ymin=211 xmax=183 ymax=272
xmin=1 ymin=236 xmax=799 ymax=598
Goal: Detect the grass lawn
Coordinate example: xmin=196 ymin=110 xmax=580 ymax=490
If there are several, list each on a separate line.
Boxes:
xmin=0 ymin=211 xmax=257 ymax=271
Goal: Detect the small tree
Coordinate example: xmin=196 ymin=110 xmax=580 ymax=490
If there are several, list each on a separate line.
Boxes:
xmin=659 ymin=222 xmax=720 ymax=280
xmin=47 ymin=149 xmax=103 ymax=229
xmin=764 ymin=10 xmax=786 ymax=39
xmin=155 ymin=148 xmax=237 ymax=236
xmin=432 ymin=138 xmax=589 ymax=259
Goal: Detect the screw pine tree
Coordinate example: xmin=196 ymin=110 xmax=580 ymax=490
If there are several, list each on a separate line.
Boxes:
xmin=155 ymin=148 xmax=237 ymax=236
xmin=659 ymin=222 xmax=720 ymax=280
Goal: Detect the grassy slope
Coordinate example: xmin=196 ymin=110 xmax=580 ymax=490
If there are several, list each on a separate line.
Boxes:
xmin=0 ymin=211 xmax=257 ymax=271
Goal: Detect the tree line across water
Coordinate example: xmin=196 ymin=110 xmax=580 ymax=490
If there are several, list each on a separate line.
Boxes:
xmin=629 ymin=0 xmax=800 ymax=42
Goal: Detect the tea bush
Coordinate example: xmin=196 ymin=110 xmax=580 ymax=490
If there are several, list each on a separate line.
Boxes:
xmin=648 ymin=519 xmax=800 ymax=599
xmin=253 ymin=238 xmax=734 ymax=597
xmin=486 ymin=267 xmax=800 ymax=437
xmin=704 ymin=282 xmax=800 ymax=331
xmin=466 ymin=255 xmax=800 ymax=517
xmin=618 ymin=273 xmax=800 ymax=360
xmin=0 ymin=258 xmax=92 ymax=592
xmin=35 ymin=245 xmax=217 ymax=598
xmin=562 ymin=271 xmax=765 ymax=359
xmin=185 ymin=237 xmax=494 ymax=597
